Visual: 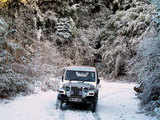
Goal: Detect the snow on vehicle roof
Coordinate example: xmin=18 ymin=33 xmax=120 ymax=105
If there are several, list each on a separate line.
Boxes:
xmin=65 ymin=66 xmax=96 ymax=72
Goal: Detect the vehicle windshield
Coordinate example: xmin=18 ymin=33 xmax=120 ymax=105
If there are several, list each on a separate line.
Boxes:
xmin=65 ymin=70 xmax=95 ymax=82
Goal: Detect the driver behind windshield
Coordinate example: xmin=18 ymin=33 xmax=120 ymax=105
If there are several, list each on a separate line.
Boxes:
xmin=65 ymin=70 xmax=95 ymax=82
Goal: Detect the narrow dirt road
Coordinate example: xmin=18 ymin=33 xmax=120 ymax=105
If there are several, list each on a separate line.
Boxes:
xmin=0 ymin=81 xmax=157 ymax=120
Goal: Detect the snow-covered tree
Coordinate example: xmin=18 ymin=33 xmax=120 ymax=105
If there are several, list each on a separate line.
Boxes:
xmin=134 ymin=0 xmax=160 ymax=110
xmin=137 ymin=29 xmax=160 ymax=105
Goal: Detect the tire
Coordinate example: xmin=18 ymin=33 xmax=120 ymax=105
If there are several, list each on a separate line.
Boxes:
xmin=91 ymin=102 xmax=97 ymax=112
xmin=56 ymin=99 xmax=63 ymax=110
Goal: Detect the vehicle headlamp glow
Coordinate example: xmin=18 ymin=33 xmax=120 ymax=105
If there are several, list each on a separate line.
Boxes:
xmin=83 ymin=88 xmax=88 ymax=93
xmin=66 ymin=86 xmax=70 ymax=91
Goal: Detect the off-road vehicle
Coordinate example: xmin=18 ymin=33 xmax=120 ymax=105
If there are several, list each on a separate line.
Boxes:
xmin=56 ymin=66 xmax=100 ymax=112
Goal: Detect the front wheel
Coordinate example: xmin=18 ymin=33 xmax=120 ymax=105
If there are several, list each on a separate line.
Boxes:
xmin=90 ymin=102 xmax=97 ymax=112
xmin=56 ymin=99 xmax=63 ymax=110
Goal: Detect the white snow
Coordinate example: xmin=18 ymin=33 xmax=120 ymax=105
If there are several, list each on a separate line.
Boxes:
xmin=0 ymin=81 xmax=158 ymax=120
xmin=97 ymin=81 xmax=156 ymax=120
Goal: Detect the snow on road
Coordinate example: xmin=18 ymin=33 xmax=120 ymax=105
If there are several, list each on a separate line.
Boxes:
xmin=0 ymin=81 xmax=157 ymax=120
xmin=98 ymin=81 xmax=155 ymax=120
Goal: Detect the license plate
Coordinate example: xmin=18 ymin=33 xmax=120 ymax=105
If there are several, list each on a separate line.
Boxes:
xmin=69 ymin=98 xmax=82 ymax=102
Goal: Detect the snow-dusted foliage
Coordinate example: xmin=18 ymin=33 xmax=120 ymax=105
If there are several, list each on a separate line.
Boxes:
xmin=0 ymin=17 xmax=35 ymax=98
xmin=97 ymin=0 xmax=155 ymax=78
xmin=137 ymin=31 xmax=160 ymax=105
xmin=132 ymin=0 xmax=160 ymax=113
xmin=0 ymin=67 xmax=34 ymax=98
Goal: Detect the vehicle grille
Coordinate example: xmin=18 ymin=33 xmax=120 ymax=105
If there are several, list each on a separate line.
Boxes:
xmin=71 ymin=87 xmax=82 ymax=97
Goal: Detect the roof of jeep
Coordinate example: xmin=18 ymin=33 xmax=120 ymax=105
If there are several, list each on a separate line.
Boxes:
xmin=64 ymin=66 xmax=96 ymax=72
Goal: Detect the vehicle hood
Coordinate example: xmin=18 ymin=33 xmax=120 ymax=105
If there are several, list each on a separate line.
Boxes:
xmin=62 ymin=81 xmax=96 ymax=89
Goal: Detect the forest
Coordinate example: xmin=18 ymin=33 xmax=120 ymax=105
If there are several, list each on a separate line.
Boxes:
xmin=0 ymin=0 xmax=160 ymax=116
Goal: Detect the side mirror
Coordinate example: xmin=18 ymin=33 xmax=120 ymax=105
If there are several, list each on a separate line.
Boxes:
xmin=97 ymin=78 xmax=100 ymax=84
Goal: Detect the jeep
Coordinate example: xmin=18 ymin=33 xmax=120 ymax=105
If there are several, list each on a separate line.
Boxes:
xmin=56 ymin=66 xmax=100 ymax=112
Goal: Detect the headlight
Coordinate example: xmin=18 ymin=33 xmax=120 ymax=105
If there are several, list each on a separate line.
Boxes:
xmin=83 ymin=87 xmax=88 ymax=93
xmin=66 ymin=86 xmax=70 ymax=91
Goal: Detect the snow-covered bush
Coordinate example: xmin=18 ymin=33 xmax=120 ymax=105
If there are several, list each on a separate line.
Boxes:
xmin=0 ymin=17 xmax=35 ymax=98
xmin=131 ymin=1 xmax=160 ymax=112
xmin=0 ymin=65 xmax=34 ymax=98
xmin=95 ymin=0 xmax=155 ymax=78
xmin=135 ymin=24 xmax=160 ymax=107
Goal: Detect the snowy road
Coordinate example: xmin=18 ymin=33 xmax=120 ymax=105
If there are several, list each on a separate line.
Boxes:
xmin=0 ymin=81 xmax=157 ymax=120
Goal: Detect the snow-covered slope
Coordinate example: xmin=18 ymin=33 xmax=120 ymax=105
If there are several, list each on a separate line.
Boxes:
xmin=0 ymin=81 xmax=157 ymax=120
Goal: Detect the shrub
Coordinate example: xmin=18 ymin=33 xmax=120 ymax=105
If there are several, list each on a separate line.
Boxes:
xmin=0 ymin=66 xmax=34 ymax=98
xmin=135 ymin=25 xmax=160 ymax=106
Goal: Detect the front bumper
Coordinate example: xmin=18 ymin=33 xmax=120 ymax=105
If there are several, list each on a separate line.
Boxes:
xmin=57 ymin=94 xmax=97 ymax=104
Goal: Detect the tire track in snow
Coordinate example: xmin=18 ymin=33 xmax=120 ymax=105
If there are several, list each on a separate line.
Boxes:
xmin=92 ymin=112 xmax=101 ymax=120
xmin=64 ymin=110 xmax=95 ymax=120
xmin=58 ymin=110 xmax=65 ymax=120
xmin=57 ymin=109 xmax=101 ymax=120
